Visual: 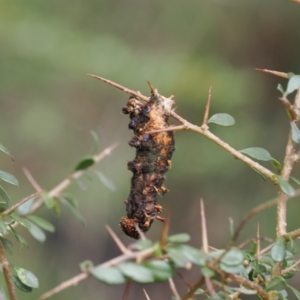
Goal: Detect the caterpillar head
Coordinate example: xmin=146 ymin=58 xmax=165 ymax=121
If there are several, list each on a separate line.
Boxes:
xmin=119 ymin=217 xmax=153 ymax=239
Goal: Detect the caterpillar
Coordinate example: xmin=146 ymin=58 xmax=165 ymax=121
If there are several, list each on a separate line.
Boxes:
xmin=119 ymin=87 xmax=175 ymax=239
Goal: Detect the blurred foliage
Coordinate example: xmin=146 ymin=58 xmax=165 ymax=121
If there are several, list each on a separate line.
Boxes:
xmin=1 ymin=0 xmax=300 ymax=299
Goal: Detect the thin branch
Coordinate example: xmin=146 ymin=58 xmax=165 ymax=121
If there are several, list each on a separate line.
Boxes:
xmin=0 ymin=242 xmax=17 ymax=300
xmin=202 ymin=84 xmax=212 ymax=128
xmin=205 ymin=277 xmax=217 ymax=298
xmin=181 ymin=276 xmax=205 ymax=300
xmin=284 ymin=228 xmax=300 ymax=240
xmin=121 ymin=280 xmax=132 ymax=300
xmin=256 ymin=223 xmax=261 ymax=259
xmin=168 ymin=278 xmax=180 ymax=300
xmin=146 ymin=125 xmax=188 ymax=134
xmin=200 ymin=199 xmax=208 ymax=253
xmin=143 ymin=289 xmax=151 ymax=300
xmin=39 ymin=246 xmax=156 ymax=299
xmin=0 ymin=191 xmax=41 ymax=217
xmin=105 ymin=225 xmax=130 ymax=254
xmin=22 ymin=167 xmax=43 ymax=192
xmin=282 ymin=258 xmax=300 ymax=275
xmin=29 ymin=142 xmax=118 ymax=215
xmin=277 ymin=88 xmax=300 ymax=237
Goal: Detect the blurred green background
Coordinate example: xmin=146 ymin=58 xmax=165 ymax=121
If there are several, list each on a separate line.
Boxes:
xmin=1 ymin=0 xmax=300 ymax=299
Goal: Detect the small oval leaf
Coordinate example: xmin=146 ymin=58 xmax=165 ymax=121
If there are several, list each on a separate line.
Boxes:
xmin=0 ymin=237 xmax=13 ymax=254
xmin=74 ymin=156 xmax=95 ymax=171
xmin=271 ymin=158 xmax=282 ymax=174
xmin=221 ymin=247 xmax=244 ymax=266
xmin=94 ymin=170 xmax=116 ymax=192
xmin=15 ymin=267 xmax=39 ymax=288
xmin=271 ymin=238 xmax=286 ymax=262
xmin=0 ymin=170 xmax=18 ymax=186
xmin=266 ymin=276 xmax=287 ymax=291
xmin=27 ymin=216 xmax=55 ymax=232
xmin=291 ymin=122 xmax=300 ymax=144
xmin=277 ymin=176 xmax=295 ymax=197
xmin=284 ymin=75 xmax=300 ymax=97
xmin=0 ymin=144 xmax=14 ymax=162
xmin=90 ymin=266 xmax=126 ymax=285
xmin=0 ymin=219 xmax=7 ymax=235
xmin=118 ymin=262 xmax=154 ymax=283
xmin=176 ymin=244 xmax=206 ymax=266
xmin=90 ymin=130 xmax=101 ymax=155
xmin=27 ymin=221 xmax=46 ymax=243
xmin=144 ymin=260 xmax=173 ymax=281
xmin=12 ymin=275 xmax=32 ymax=292
xmin=208 ymin=113 xmax=235 ymax=126
xmin=167 ymin=233 xmax=190 ymax=243
xmin=0 ymin=185 xmax=11 ymax=207
xmin=240 ymin=147 xmax=272 ymax=161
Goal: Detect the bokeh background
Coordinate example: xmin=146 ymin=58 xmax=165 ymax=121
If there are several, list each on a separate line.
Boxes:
xmin=1 ymin=0 xmax=300 ymax=299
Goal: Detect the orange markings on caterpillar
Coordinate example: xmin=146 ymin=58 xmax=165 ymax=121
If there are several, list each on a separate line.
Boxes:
xmin=119 ymin=89 xmax=175 ymax=239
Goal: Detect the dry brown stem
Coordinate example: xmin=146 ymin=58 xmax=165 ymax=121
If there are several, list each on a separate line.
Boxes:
xmin=0 ymin=242 xmax=17 ymax=300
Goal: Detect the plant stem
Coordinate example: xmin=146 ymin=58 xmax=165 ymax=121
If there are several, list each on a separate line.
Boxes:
xmin=0 ymin=242 xmax=17 ymax=300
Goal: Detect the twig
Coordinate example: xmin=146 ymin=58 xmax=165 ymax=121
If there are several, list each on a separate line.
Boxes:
xmin=256 ymin=223 xmax=261 ymax=259
xmin=232 ymin=187 xmax=300 ymax=243
xmin=39 ymin=246 xmax=156 ymax=299
xmin=143 ymin=289 xmax=151 ymax=300
xmin=29 ymin=142 xmax=118 ymax=214
xmin=202 ymin=84 xmax=212 ymax=128
xmin=181 ymin=276 xmax=205 ymax=300
xmin=0 ymin=191 xmax=41 ymax=217
xmin=200 ymin=199 xmax=208 ymax=253
xmin=0 ymin=242 xmax=17 ymax=300
xmin=284 ymin=228 xmax=300 ymax=240
xmin=22 ymin=167 xmax=43 ymax=192
xmin=121 ymin=280 xmax=132 ymax=300
xmin=282 ymin=258 xmax=300 ymax=275
xmin=168 ymin=278 xmax=180 ymax=300
xmin=90 ymin=75 xmax=278 ymax=186
xmin=105 ymin=225 xmax=130 ymax=254
xmin=237 ymin=236 xmax=273 ymax=250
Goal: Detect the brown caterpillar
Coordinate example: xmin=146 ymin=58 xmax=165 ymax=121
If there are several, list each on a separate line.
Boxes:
xmin=119 ymin=87 xmax=175 ymax=239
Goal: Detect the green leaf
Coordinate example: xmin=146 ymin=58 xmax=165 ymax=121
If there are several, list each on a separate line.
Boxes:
xmin=17 ymin=197 xmax=35 ymax=216
xmin=166 ymin=247 xmax=190 ymax=268
xmin=8 ymin=226 xmax=28 ymax=249
xmin=290 ymin=176 xmax=300 ymax=186
xmin=221 ymin=247 xmax=244 ymax=266
xmin=0 ymin=219 xmax=7 ymax=235
xmin=144 ymin=260 xmax=173 ymax=281
xmin=61 ymin=196 xmax=86 ymax=226
xmin=240 ymin=147 xmax=272 ymax=161
xmin=42 ymin=192 xmax=56 ymax=209
xmin=208 ymin=113 xmax=235 ymax=126
xmin=277 ymin=84 xmax=285 ymax=95
xmin=12 ymin=275 xmax=32 ymax=292
xmin=90 ymin=130 xmax=101 ymax=155
xmin=167 ymin=233 xmax=190 ymax=243
xmin=266 ymin=276 xmax=287 ymax=292
xmin=288 ymin=285 xmax=300 ymax=300
xmin=175 ymin=244 xmax=206 ymax=266
xmin=271 ymin=158 xmax=282 ymax=174
xmin=10 ymin=213 xmax=31 ymax=230
xmin=201 ymin=266 xmax=215 ymax=278
xmin=232 ymin=287 xmax=257 ymax=295
xmin=118 ymin=262 xmax=154 ymax=283
xmin=219 ymin=263 xmax=245 ymax=274
xmin=284 ymin=75 xmax=300 ymax=97
xmin=131 ymin=239 xmax=153 ymax=251
xmin=291 ymin=122 xmax=300 ymax=144
xmin=271 ymin=238 xmax=286 ymax=262
xmin=94 ymin=170 xmax=116 ymax=192
xmin=276 ymin=176 xmax=295 ymax=197
xmin=74 ymin=156 xmax=95 ymax=171
xmin=0 ymin=237 xmax=13 ymax=254
xmin=26 ymin=221 xmax=46 ymax=243
xmin=0 ymin=185 xmax=11 ymax=206
xmin=0 ymin=170 xmax=18 ymax=186
xmin=284 ymin=234 xmax=298 ymax=254
xmin=15 ymin=267 xmax=39 ymax=288
xmin=0 ymin=144 xmax=14 ymax=162
xmin=27 ymin=215 xmax=55 ymax=232
xmin=90 ymin=266 xmax=126 ymax=285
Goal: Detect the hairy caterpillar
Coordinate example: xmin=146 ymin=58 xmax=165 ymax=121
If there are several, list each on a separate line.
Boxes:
xmin=119 ymin=87 xmax=175 ymax=239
